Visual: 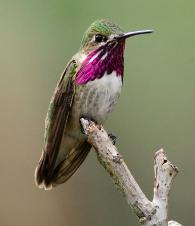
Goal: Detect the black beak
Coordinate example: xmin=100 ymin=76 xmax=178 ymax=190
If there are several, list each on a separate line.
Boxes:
xmin=115 ymin=29 xmax=153 ymax=40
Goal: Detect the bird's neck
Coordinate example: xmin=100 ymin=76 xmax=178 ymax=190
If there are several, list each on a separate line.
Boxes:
xmin=75 ymin=41 xmax=125 ymax=85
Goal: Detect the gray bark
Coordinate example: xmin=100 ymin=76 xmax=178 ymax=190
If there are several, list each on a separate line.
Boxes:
xmin=80 ymin=118 xmax=183 ymax=226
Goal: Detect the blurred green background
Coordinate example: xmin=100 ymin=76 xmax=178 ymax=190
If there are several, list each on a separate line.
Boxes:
xmin=0 ymin=0 xmax=194 ymax=225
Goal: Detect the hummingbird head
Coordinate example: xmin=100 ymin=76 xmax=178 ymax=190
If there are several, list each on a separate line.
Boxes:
xmin=76 ymin=19 xmax=153 ymax=84
xmin=81 ymin=19 xmax=124 ymax=53
xmin=81 ymin=19 xmax=152 ymax=53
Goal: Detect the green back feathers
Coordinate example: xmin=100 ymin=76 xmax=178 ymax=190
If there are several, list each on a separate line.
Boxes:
xmin=81 ymin=19 xmax=123 ymax=47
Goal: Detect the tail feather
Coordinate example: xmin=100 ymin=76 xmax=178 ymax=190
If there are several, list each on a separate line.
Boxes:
xmin=34 ymin=142 xmax=91 ymax=190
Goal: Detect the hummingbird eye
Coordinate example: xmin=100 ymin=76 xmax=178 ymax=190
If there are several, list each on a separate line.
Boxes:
xmin=95 ymin=34 xmax=108 ymax=43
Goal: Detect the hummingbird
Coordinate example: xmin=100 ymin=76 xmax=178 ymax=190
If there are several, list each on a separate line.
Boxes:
xmin=35 ymin=19 xmax=153 ymax=190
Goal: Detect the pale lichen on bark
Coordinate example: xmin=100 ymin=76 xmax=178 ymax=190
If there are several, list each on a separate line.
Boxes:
xmin=80 ymin=118 xmax=183 ymax=226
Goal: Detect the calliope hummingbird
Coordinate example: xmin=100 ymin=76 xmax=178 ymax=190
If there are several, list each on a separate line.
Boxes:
xmin=35 ymin=19 xmax=153 ymax=190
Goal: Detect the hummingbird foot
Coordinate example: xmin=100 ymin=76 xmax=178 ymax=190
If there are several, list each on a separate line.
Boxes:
xmin=80 ymin=116 xmax=99 ymax=134
xmin=108 ymin=133 xmax=117 ymax=145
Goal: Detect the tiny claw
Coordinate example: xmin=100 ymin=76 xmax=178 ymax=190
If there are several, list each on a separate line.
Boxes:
xmin=108 ymin=133 xmax=117 ymax=145
xmin=79 ymin=116 xmax=98 ymax=134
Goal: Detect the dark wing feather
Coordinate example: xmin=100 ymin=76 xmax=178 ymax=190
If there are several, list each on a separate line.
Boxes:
xmin=52 ymin=142 xmax=91 ymax=186
xmin=35 ymin=60 xmax=76 ymax=188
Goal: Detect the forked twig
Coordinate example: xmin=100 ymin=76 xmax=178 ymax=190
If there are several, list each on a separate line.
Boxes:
xmin=80 ymin=118 xmax=183 ymax=226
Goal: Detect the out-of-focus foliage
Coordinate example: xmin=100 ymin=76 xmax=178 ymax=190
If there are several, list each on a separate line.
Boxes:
xmin=0 ymin=0 xmax=194 ymax=225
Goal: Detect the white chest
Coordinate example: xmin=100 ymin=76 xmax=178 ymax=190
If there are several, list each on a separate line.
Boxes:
xmin=76 ymin=71 xmax=122 ymax=123
xmin=92 ymin=71 xmax=122 ymax=92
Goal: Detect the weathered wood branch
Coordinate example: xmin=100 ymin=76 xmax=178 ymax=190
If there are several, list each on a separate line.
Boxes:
xmin=80 ymin=118 xmax=183 ymax=226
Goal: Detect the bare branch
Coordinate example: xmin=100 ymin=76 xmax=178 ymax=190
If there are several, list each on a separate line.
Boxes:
xmin=80 ymin=118 xmax=183 ymax=226
xmin=150 ymin=149 xmax=179 ymax=225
